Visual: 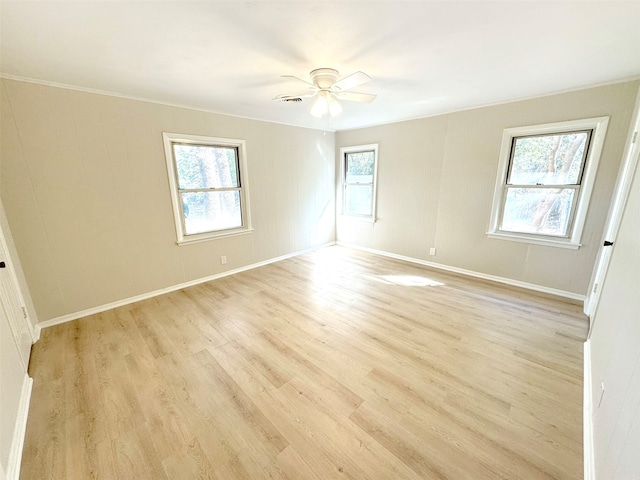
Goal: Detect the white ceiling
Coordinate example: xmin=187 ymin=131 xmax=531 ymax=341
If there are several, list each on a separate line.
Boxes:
xmin=1 ymin=1 xmax=639 ymax=131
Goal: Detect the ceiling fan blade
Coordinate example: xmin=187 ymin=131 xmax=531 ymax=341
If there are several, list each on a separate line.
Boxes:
xmin=335 ymin=91 xmax=377 ymax=103
xmin=281 ymin=75 xmax=316 ymax=89
xmin=333 ymin=71 xmax=371 ymax=92
xmin=273 ymin=91 xmax=316 ymax=101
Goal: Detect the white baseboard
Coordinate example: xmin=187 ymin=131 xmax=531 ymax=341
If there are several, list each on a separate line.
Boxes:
xmin=35 ymin=242 xmax=336 ymax=332
xmin=337 ymin=242 xmax=585 ymax=302
xmin=583 ymin=339 xmax=595 ymax=480
xmin=6 ymin=374 xmax=33 ymax=480
xmin=31 ymin=325 xmax=40 ymax=342
xmin=29 ymin=316 xmax=40 ymax=343
xmin=35 ymin=239 xmax=584 ymax=333
xmin=32 ymin=324 xmax=42 ymax=342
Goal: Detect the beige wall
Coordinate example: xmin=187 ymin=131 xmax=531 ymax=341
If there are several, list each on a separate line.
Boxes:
xmin=2 ymin=78 xmax=637 ymax=322
xmin=0 ymin=79 xmax=336 ymax=322
xmin=336 ymin=81 xmax=639 ymax=295
xmin=589 ymin=148 xmax=640 ymax=478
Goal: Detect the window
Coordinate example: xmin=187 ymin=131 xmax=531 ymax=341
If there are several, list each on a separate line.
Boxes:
xmin=488 ymin=117 xmax=609 ymax=249
xmin=163 ymin=133 xmax=252 ymax=244
xmin=341 ymin=144 xmax=379 ymax=221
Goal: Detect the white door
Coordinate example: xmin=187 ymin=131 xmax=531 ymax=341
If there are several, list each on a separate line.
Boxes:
xmin=0 ymin=301 xmax=29 ymax=480
xmin=0 ymin=222 xmax=33 ymax=369
xmin=585 ymin=86 xmax=640 ymax=331
xmin=0 ymin=209 xmax=33 ymax=479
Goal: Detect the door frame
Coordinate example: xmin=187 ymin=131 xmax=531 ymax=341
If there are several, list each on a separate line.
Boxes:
xmin=0 ymin=212 xmax=36 ymax=367
xmin=584 ymin=84 xmax=640 ymax=333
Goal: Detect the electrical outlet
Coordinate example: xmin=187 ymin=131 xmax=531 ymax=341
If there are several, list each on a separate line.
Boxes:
xmin=220 ymin=256 xmax=227 ymax=265
xmin=429 ymin=247 xmax=436 ymax=256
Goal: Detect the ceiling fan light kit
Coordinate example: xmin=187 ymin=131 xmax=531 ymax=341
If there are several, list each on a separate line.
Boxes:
xmin=310 ymin=90 xmax=343 ymax=118
xmin=329 ymin=95 xmax=343 ymax=117
xmin=274 ymin=67 xmax=376 ymax=118
xmin=310 ymin=91 xmax=329 ymax=117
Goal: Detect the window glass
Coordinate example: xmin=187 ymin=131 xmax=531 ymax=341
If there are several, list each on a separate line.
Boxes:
xmin=501 ymin=187 xmax=575 ymax=237
xmin=342 ymin=146 xmax=377 ymax=220
xmin=174 ymin=144 xmax=239 ymax=189
xmin=345 ymin=151 xmax=374 ymax=184
xmin=345 ymin=185 xmax=373 ymax=216
xmin=163 ymin=133 xmax=251 ymax=243
xmin=181 ymin=191 xmax=242 ymax=235
xmin=508 ymin=132 xmax=589 ymax=186
xmin=487 ymin=116 xmax=608 ymax=248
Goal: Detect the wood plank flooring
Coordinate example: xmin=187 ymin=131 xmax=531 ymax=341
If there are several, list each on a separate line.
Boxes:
xmin=21 ymin=246 xmax=587 ymax=479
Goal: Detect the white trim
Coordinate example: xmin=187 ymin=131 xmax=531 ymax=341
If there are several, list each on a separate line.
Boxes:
xmin=3 ymin=74 xmax=638 ymax=135
xmin=583 ymin=339 xmax=595 ymax=480
xmin=336 ymin=76 xmax=640 ymax=133
xmin=337 ymin=241 xmax=585 ymax=302
xmin=175 ymin=228 xmax=254 ymax=246
xmin=33 ymin=324 xmax=41 ymax=342
xmin=0 ymin=210 xmax=36 ymax=364
xmin=337 ymin=215 xmax=376 ymax=223
xmin=339 ymin=143 xmax=379 ymax=222
xmin=162 ymin=132 xmax=252 ymax=245
xmin=35 ymin=242 xmax=336 ymax=331
xmin=585 ymin=85 xmax=640 ymax=320
xmin=488 ymin=116 xmax=609 ymax=248
xmin=0 ymin=74 xmax=332 ymax=133
xmin=487 ymin=232 xmax=581 ymax=249
xmin=6 ymin=374 xmax=33 ymax=480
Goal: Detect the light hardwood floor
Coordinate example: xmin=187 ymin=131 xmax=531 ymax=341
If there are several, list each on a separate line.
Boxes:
xmin=21 ymin=246 xmax=587 ymax=479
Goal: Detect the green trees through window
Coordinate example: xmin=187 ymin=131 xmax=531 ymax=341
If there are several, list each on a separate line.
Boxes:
xmin=163 ymin=132 xmax=251 ymax=243
xmin=173 ymin=144 xmax=242 ymax=235
xmin=344 ymin=149 xmax=376 ymax=217
xmin=488 ymin=116 xmax=608 ymax=249
xmin=502 ymin=132 xmax=590 ymax=236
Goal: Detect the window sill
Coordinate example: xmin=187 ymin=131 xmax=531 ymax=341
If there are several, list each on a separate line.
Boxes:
xmin=487 ymin=231 xmax=581 ymax=250
xmin=340 ymin=215 xmax=376 ymax=223
xmin=177 ymin=228 xmax=254 ymax=246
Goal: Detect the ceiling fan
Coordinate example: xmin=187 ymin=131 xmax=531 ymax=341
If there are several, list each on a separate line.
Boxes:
xmin=274 ymin=68 xmax=376 ymax=118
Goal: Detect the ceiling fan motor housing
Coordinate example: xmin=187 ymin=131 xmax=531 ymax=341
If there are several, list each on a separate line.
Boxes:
xmin=310 ymin=68 xmax=340 ymax=90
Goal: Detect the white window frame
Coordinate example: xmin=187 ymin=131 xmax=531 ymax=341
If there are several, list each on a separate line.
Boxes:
xmin=340 ymin=144 xmax=379 ymax=222
xmin=162 ymin=132 xmax=252 ymax=245
xmin=488 ymin=116 xmax=609 ymax=249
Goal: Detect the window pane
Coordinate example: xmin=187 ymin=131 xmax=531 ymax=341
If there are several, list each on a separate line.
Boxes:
xmin=181 ymin=191 xmax=242 ymax=234
xmin=345 ymin=185 xmax=373 ymax=216
xmin=346 ymin=151 xmax=374 ymax=184
xmin=508 ymin=132 xmax=589 ymax=185
xmin=501 ymin=187 xmax=576 ymax=237
xmin=174 ymin=144 xmax=239 ymax=189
